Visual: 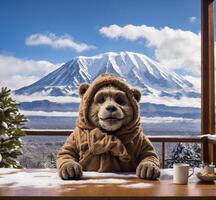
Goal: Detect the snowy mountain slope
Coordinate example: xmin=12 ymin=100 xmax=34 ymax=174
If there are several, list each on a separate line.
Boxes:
xmin=14 ymin=51 xmax=199 ymax=98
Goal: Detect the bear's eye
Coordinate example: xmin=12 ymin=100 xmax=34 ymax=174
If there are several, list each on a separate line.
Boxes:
xmin=96 ymin=95 xmax=105 ymax=104
xmin=115 ymin=96 xmax=125 ymax=105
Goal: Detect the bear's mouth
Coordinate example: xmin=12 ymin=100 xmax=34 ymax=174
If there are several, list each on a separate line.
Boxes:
xmin=100 ymin=117 xmax=123 ymax=123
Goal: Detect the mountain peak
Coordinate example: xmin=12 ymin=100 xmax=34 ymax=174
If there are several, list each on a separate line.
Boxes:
xmin=15 ymin=51 xmax=196 ymax=98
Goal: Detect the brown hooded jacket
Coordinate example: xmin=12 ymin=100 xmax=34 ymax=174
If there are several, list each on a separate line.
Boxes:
xmin=56 ymin=73 xmax=160 ymax=173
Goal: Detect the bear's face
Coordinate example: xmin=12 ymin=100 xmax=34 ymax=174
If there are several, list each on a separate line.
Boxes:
xmin=89 ymin=85 xmax=133 ymax=132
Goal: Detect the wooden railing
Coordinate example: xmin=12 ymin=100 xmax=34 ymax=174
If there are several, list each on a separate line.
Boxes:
xmin=23 ymin=129 xmax=214 ymax=168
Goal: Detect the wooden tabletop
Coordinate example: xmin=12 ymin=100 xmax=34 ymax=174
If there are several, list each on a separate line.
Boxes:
xmin=0 ymin=168 xmax=215 ymax=200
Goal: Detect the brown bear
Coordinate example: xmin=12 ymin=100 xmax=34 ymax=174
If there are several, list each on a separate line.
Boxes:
xmin=56 ymin=73 xmax=160 ymax=180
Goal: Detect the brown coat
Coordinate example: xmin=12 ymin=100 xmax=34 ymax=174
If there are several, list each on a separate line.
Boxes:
xmin=56 ymin=73 xmax=160 ymax=173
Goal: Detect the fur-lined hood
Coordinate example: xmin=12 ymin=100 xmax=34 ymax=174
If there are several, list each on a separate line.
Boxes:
xmin=76 ymin=73 xmax=141 ymax=143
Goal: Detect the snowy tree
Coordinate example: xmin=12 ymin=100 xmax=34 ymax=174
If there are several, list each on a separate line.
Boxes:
xmin=165 ymin=143 xmax=201 ymax=168
xmin=0 ymin=87 xmax=26 ymax=168
xmin=45 ymin=152 xmax=56 ymax=168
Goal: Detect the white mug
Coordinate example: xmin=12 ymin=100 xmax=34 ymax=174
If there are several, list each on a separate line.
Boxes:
xmin=173 ymin=163 xmax=194 ymax=184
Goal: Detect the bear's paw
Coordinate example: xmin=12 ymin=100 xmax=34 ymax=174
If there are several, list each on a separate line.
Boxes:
xmin=136 ymin=161 xmax=160 ymax=180
xmin=59 ymin=161 xmax=83 ymax=180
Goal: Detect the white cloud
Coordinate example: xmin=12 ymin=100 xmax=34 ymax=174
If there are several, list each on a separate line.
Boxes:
xmin=189 ymin=16 xmax=197 ymax=23
xmin=20 ymin=110 xmax=78 ymax=117
xmin=183 ymin=75 xmax=201 ymax=91
xmin=141 ymin=116 xmax=200 ymax=124
xmin=183 ymin=73 xmax=216 ymax=95
xmin=0 ymin=54 xmax=61 ymax=90
xmin=99 ymin=24 xmax=201 ymax=76
xmin=12 ymin=95 xmax=80 ymax=103
xmin=141 ymin=94 xmax=200 ymax=108
xmin=20 ymin=110 xmax=198 ymax=122
xmin=25 ymin=33 xmax=96 ymax=52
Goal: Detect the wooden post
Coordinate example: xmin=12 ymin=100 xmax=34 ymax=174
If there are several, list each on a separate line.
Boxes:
xmin=201 ymin=0 xmax=215 ymax=163
xmin=161 ymin=142 xmax=165 ymax=169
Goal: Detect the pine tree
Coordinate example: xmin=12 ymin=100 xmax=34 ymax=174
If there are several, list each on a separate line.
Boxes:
xmin=0 ymin=87 xmax=26 ymax=168
xmin=165 ymin=143 xmax=201 ymax=168
xmin=45 ymin=152 xmax=57 ymax=168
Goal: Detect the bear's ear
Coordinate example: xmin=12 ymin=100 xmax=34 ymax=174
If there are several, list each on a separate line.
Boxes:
xmin=131 ymin=88 xmax=141 ymax=102
xmin=78 ymin=83 xmax=90 ymax=98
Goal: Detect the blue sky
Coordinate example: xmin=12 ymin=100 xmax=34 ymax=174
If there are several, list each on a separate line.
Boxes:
xmin=0 ymin=0 xmax=206 ymax=90
xmin=0 ymin=0 xmax=200 ymax=62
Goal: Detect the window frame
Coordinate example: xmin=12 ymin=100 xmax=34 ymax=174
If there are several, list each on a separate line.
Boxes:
xmin=201 ymin=0 xmax=216 ymax=163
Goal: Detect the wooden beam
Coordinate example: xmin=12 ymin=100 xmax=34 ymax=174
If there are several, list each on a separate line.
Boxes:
xmin=201 ymin=0 xmax=215 ymax=164
xmin=201 ymin=0 xmax=215 ymax=135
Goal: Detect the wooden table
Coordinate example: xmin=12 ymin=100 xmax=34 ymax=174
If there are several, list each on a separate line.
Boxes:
xmin=0 ymin=168 xmax=215 ymax=200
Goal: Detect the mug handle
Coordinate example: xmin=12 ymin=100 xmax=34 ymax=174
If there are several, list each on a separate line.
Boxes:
xmin=188 ymin=167 xmax=194 ymax=178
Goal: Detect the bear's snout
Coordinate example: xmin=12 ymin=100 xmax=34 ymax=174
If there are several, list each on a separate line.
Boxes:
xmin=106 ymin=105 xmax=117 ymax=112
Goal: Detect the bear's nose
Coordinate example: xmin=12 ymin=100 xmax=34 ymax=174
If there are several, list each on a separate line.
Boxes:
xmin=106 ymin=105 xmax=117 ymax=112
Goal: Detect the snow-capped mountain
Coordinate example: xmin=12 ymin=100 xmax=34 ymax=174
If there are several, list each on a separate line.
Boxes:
xmin=15 ymin=51 xmax=199 ymax=98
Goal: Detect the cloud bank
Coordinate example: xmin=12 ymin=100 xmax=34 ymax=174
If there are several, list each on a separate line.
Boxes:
xmin=20 ymin=110 xmax=78 ymax=117
xmin=0 ymin=54 xmax=61 ymax=89
xmin=99 ymin=24 xmax=201 ymax=76
xmin=26 ymin=33 xmax=96 ymax=52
